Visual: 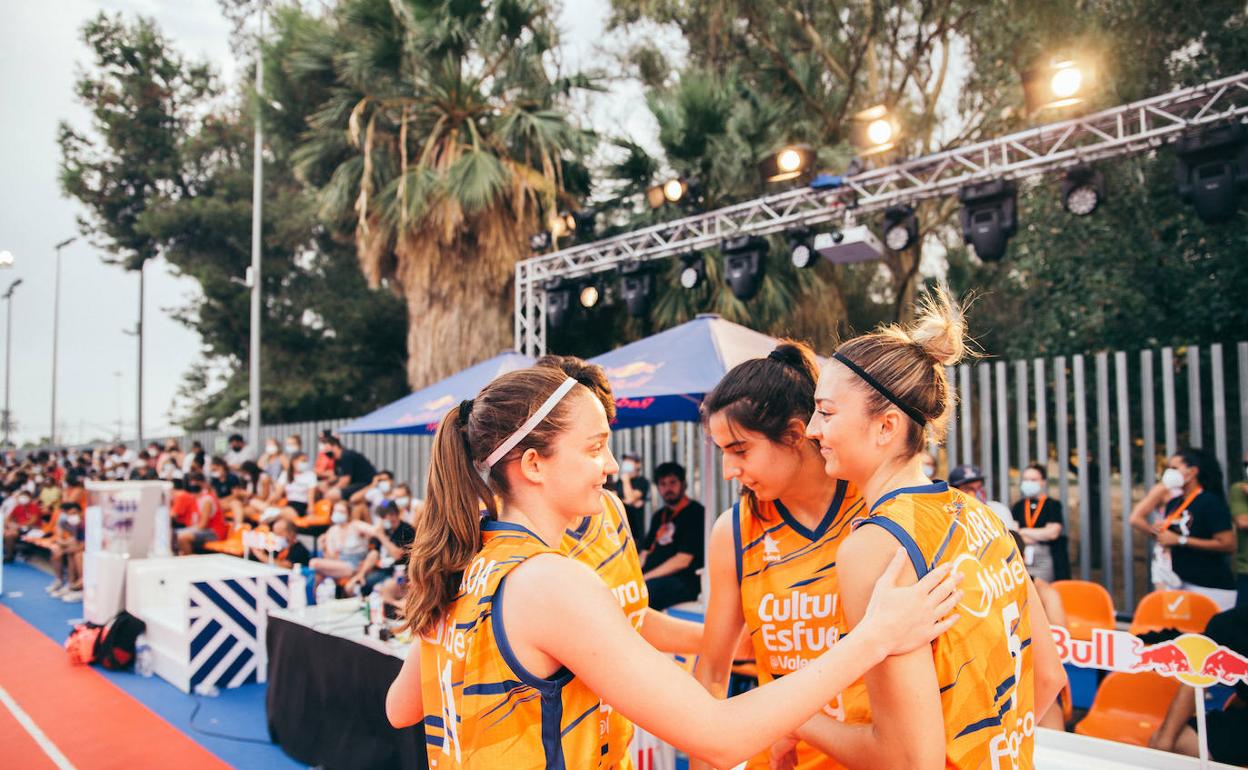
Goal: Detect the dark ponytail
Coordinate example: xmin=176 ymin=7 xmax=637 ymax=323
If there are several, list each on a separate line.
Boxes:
xmin=1175 ymin=446 xmax=1226 ymax=501
xmin=401 ymin=366 xmax=588 ymax=636
xmin=700 ymin=340 xmax=821 ymax=513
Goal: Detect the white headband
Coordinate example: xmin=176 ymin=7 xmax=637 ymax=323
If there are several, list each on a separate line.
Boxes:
xmin=482 ymin=377 xmax=579 ymax=470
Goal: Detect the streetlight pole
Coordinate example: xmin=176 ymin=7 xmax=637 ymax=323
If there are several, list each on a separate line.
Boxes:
xmin=136 ymin=261 xmax=144 ymax=446
xmin=248 ymin=5 xmax=265 ymax=449
xmin=50 ymin=236 xmax=76 ymax=447
xmin=3 ymin=278 xmax=23 ymax=448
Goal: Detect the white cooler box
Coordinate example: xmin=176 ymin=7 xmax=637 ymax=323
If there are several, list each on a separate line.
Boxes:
xmin=125 ymin=555 xmax=291 ymax=693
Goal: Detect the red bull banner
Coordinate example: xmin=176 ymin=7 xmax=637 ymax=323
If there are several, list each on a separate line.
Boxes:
xmin=1052 ymin=625 xmax=1248 ymax=688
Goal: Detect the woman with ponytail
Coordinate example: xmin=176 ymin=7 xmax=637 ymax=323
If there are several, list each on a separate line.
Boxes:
xmin=802 ymin=289 xmax=1065 ymax=770
xmin=384 ymin=364 xmax=964 ymax=768
xmin=693 ymin=341 xmax=869 ymax=770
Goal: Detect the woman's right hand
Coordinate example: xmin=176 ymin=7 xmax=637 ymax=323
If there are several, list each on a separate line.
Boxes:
xmin=859 ymin=548 xmax=962 ymax=657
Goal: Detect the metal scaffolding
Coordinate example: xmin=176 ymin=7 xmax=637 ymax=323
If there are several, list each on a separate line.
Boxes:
xmin=516 ymin=70 xmax=1248 ymax=355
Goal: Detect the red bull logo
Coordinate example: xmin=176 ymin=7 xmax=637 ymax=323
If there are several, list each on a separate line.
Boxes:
xmin=1199 ymin=647 xmax=1248 ymax=685
xmin=1052 ymin=625 xmax=1248 ymax=688
xmin=615 ymin=396 xmax=656 ymax=410
xmin=605 ymin=360 xmax=664 ymax=389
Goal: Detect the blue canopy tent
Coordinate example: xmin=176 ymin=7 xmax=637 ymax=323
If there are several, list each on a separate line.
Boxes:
xmin=338 ymin=351 xmax=536 ymax=435
xmin=588 ymin=314 xmax=781 ymax=429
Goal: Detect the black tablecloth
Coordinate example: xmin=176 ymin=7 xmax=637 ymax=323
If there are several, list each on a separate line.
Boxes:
xmin=266 ymin=615 xmax=428 ymax=770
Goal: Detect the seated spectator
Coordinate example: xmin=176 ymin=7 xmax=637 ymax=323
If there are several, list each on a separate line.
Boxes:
xmin=182 ymin=441 xmax=205 ymax=476
xmin=128 ymin=451 xmax=159 ymax=480
xmin=614 ymin=451 xmax=650 ymax=539
xmin=314 ymin=430 xmax=337 ymax=480
xmin=319 ymin=435 xmax=376 ymax=503
xmin=3 ymin=490 xmax=42 ymax=562
xmin=276 ymin=452 xmax=318 ymax=519
xmin=250 ymin=519 xmax=310 ymax=569
xmin=284 ymin=434 xmax=303 ymax=459
xmin=1149 ymin=605 xmax=1248 ymax=765
xmin=353 ymin=469 xmax=395 ymax=511
xmin=259 ymin=438 xmax=286 ymax=485
xmin=46 ymin=501 xmax=85 ymax=601
xmin=309 ymin=500 xmax=376 ymax=595
xmin=367 ymin=500 xmax=416 ymax=600
xmin=638 ymin=462 xmax=705 ymax=610
xmin=37 ymin=475 xmax=62 ymax=513
xmin=170 ymin=483 xmax=200 ymax=529
xmin=175 ymin=472 xmax=227 ymax=555
xmin=207 ymin=457 xmax=240 ymax=500
xmin=223 ymin=433 xmax=257 ymax=469
xmin=948 ymin=463 xmax=988 ymax=503
xmin=391 ymin=483 xmax=417 ymax=524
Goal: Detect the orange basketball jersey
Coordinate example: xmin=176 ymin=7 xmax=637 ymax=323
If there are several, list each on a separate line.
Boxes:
xmin=563 ymin=491 xmax=648 ymax=767
xmin=420 ymin=520 xmax=616 ymax=769
xmin=859 ymin=482 xmax=1036 ymax=770
xmin=734 ymin=480 xmax=869 ymax=770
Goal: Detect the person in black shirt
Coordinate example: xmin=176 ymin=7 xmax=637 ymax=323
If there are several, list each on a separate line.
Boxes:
xmin=639 ymin=462 xmax=704 ymax=610
xmin=370 ymin=500 xmax=417 ymax=603
xmin=1010 ymin=463 xmax=1065 ymax=583
xmin=613 ymin=451 xmax=650 ymax=539
xmin=1130 ymin=447 xmax=1237 ymax=610
xmin=207 ymin=457 xmax=240 ymax=499
xmin=252 ymin=519 xmax=311 ymax=568
xmin=322 ymin=435 xmax=377 ymax=502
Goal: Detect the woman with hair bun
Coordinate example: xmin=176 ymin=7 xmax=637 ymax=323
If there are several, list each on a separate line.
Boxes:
xmin=803 ymin=289 xmax=1065 ymax=770
xmin=694 ymin=340 xmax=871 ymax=770
xmin=384 ymin=364 xmax=964 ymax=768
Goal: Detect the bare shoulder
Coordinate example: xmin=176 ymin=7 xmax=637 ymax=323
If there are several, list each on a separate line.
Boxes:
xmin=506 ymin=552 xmax=611 ymax=608
xmin=840 ymin=524 xmax=917 ymax=593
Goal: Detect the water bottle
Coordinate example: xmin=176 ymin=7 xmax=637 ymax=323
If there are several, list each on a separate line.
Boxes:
xmin=288 ymin=566 xmax=307 ymax=612
xmin=135 ymin=634 xmax=153 ymax=678
xmin=316 ymin=578 xmax=336 ymax=606
xmin=369 ymin=590 xmax=384 ymax=628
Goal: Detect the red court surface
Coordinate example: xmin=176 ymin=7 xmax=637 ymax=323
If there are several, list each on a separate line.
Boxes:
xmin=0 ymin=605 xmax=230 ymax=769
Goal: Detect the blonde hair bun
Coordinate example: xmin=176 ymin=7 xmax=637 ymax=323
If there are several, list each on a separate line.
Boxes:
xmin=906 ymin=288 xmax=969 ymax=368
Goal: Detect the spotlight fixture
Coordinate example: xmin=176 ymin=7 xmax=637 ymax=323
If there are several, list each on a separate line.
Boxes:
xmin=721 ymin=235 xmax=768 ymax=301
xmin=1175 ymin=122 xmax=1248 ymax=224
xmin=561 ymin=209 xmax=597 ymax=239
xmin=812 ymin=226 xmax=884 ymax=264
xmin=881 ymin=205 xmax=918 ymax=251
xmin=544 ymin=278 xmax=572 ymax=328
xmin=617 ymin=261 xmax=654 ymax=318
xmin=850 ymin=105 xmax=899 ymax=155
xmin=578 ymin=280 xmax=601 ymax=308
xmin=647 ymin=177 xmax=693 ymax=209
xmin=759 ymin=144 xmax=817 ymax=183
xmin=1024 ymin=58 xmax=1093 ymax=112
xmin=678 ymin=252 xmax=705 ymax=290
xmin=529 ymin=231 xmax=552 ymax=253
xmin=958 ymin=179 xmax=1018 ymax=262
xmin=786 ymin=228 xmax=817 ymax=269
xmin=1060 ymin=167 xmax=1104 ymax=216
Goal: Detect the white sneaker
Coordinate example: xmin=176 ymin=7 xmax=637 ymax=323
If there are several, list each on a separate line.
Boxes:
xmin=60 ymin=590 xmax=83 ymax=603
xmin=45 ymin=580 xmax=64 ymax=594
xmin=51 ymin=584 xmax=71 ymax=597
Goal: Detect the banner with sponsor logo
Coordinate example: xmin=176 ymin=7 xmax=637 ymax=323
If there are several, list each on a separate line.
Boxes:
xmin=1051 ymin=625 xmax=1248 ymax=688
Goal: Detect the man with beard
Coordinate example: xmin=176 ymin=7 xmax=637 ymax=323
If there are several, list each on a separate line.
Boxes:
xmin=639 ymin=462 xmax=705 ymax=610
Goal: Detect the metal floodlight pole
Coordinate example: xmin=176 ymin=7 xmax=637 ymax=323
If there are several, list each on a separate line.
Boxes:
xmin=50 ymin=236 xmax=76 ymax=446
xmin=248 ymin=5 xmax=266 ymax=449
xmin=513 ymin=70 xmax=1248 ymax=354
xmin=3 ymin=279 xmax=22 ymax=448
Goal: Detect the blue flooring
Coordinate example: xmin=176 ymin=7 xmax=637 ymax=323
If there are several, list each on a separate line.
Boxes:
xmin=0 ymin=559 xmax=305 ymax=770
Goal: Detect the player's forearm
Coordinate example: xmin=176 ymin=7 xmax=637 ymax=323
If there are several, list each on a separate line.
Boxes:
xmin=643 ymin=553 xmax=693 ymax=580
xmin=639 ymin=608 xmax=704 ymax=655
xmin=795 ymin=714 xmax=896 ymax=770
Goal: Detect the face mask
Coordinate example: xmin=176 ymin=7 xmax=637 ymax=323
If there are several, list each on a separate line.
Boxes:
xmin=1020 ymin=480 xmax=1044 ymax=499
xmin=294 ymin=461 xmax=306 ymax=472
xmin=285 ymin=443 xmax=299 ymax=455
xmin=621 ymin=461 xmax=637 ymax=475
xmin=66 ymin=514 xmax=81 ymax=527
xmin=17 ymin=496 xmax=30 ymax=505
xmin=921 ymin=463 xmax=935 ymax=478
xmin=266 ymin=444 xmax=279 ymax=455
xmin=395 ymin=496 xmax=410 ymax=509
xmin=1161 ymin=468 xmax=1186 ymax=491
xmin=378 ymin=481 xmax=392 ymax=493
xmin=382 ymin=518 xmax=393 ymax=531
xmin=331 ymin=510 xmax=348 ymax=525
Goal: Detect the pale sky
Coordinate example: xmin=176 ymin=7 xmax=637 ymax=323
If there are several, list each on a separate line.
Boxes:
xmin=0 ymin=0 xmax=660 ymax=447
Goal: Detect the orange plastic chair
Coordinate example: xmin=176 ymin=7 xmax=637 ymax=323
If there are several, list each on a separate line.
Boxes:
xmin=1128 ymin=590 xmax=1220 ymax=636
xmin=1051 ymin=580 xmax=1116 ymax=640
xmin=293 ymin=498 xmax=333 ymax=529
xmin=1074 ymin=671 xmax=1180 ymax=746
xmin=204 ymin=523 xmax=251 ymax=558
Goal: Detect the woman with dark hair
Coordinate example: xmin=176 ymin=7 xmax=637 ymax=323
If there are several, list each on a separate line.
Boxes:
xmin=1010 ymin=463 xmax=1064 ymax=583
xmin=694 ymin=341 xmax=867 ymax=770
xmin=1131 ymin=447 xmax=1237 ymax=609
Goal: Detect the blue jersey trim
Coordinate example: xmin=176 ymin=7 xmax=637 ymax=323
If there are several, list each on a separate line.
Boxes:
xmin=856 ymin=517 xmax=929 ymax=579
xmin=482 ymin=518 xmax=550 ymax=546
xmin=731 ymin=502 xmax=743 ymax=585
xmin=491 ymin=570 xmax=575 ymax=694
xmin=540 ymin=689 xmax=567 ymax=769
xmin=773 ymin=479 xmax=849 ymax=542
xmin=869 ymin=481 xmax=949 ymax=514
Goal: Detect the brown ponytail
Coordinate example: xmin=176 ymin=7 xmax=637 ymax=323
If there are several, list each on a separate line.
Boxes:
xmin=401 ymin=366 xmax=589 ymax=636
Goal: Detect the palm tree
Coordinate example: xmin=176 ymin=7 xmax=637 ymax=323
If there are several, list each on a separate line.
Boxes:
xmin=284 ymin=0 xmax=594 ymax=386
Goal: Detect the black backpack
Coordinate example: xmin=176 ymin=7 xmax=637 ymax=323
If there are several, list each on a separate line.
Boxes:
xmin=95 ymin=611 xmax=147 ymax=671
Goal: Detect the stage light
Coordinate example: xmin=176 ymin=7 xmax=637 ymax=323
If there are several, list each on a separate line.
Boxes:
xmin=881 ymin=205 xmax=918 ymax=251
xmin=1061 ymin=167 xmax=1104 ymax=216
xmin=544 ymin=278 xmax=572 ymax=328
xmin=851 ymin=105 xmax=898 ymax=155
xmin=678 ymin=253 xmax=705 ymax=289
xmin=759 ymin=145 xmax=816 ymax=183
xmin=618 ymin=261 xmax=654 ymax=318
xmin=529 ymin=231 xmax=551 ymax=252
xmin=786 ymin=228 xmax=816 ymax=269
xmin=547 ymin=210 xmax=571 ymax=239
xmin=647 ymin=178 xmax=692 ymax=209
xmin=1175 ymin=122 xmax=1248 ymax=224
xmin=958 ymin=179 xmax=1018 ymax=262
xmin=1024 ymin=58 xmax=1093 ymax=112
xmin=721 ymin=235 xmax=767 ymax=301
xmin=579 ymin=282 xmax=600 ymax=308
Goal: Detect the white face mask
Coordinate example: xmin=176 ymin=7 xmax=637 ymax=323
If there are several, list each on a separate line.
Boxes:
xmin=921 ymin=463 xmax=936 ymax=478
xmin=285 ymin=443 xmax=300 ymax=455
xmin=331 ymin=510 xmax=348 ymax=525
xmin=17 ymin=495 xmax=30 ymax=505
xmin=621 ymin=461 xmax=637 ymax=475
xmin=395 ymin=496 xmax=410 ymax=509
xmin=1161 ymin=468 xmax=1187 ymax=491
xmin=382 ymin=518 xmax=393 ymax=531
xmin=1020 ymin=480 xmax=1044 ymax=499
xmin=294 ymin=462 xmax=306 ymax=472
xmin=266 ymin=444 xmax=279 ymax=455
xmin=65 ymin=514 xmax=81 ymax=527
xmin=378 ymin=481 xmax=392 ymax=493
